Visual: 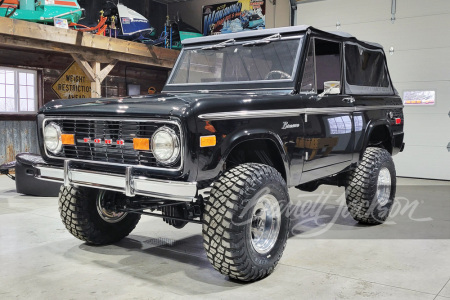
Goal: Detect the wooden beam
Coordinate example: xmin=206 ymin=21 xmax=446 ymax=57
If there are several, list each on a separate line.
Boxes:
xmin=91 ymin=61 xmax=101 ymax=98
xmin=148 ymin=47 xmax=158 ymax=60
xmin=0 ymin=18 xmax=179 ymax=69
xmin=69 ymin=55 xmax=102 ymax=98
xmin=71 ymin=54 xmax=96 ymax=82
xmin=0 ymin=47 xmax=170 ymax=78
xmin=71 ymin=54 xmax=118 ymax=97
xmin=0 ymin=35 xmax=176 ymax=68
xmin=98 ymin=59 xmax=118 ymax=82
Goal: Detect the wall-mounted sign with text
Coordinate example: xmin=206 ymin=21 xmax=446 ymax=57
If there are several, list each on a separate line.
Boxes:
xmin=403 ymin=90 xmax=436 ymax=106
xmin=52 ymin=62 xmax=93 ymax=99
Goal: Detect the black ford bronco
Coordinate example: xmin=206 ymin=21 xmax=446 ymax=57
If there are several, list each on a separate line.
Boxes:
xmin=35 ymin=26 xmax=404 ymax=281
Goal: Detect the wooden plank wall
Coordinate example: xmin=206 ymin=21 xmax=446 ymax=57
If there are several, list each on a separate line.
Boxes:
xmin=42 ymin=63 xmax=170 ymax=102
xmin=0 ymin=0 xmax=179 ymax=165
xmin=0 ymin=48 xmax=170 ymax=104
xmin=0 ymin=121 xmax=38 ymax=164
xmin=0 ymin=47 xmax=173 ymax=164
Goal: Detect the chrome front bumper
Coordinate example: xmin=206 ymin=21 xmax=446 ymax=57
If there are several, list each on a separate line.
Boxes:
xmin=35 ymin=161 xmax=197 ymax=201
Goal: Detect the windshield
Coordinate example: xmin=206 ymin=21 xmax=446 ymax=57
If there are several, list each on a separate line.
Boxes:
xmin=168 ymin=37 xmax=302 ymax=86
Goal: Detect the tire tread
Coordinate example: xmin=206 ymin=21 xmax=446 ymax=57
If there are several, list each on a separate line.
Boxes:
xmin=202 ymin=163 xmax=289 ymax=281
xmin=58 ymin=186 xmax=140 ymax=245
xmin=346 ymin=147 xmax=396 ymax=224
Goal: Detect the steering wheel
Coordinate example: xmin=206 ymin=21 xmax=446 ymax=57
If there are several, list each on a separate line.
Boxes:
xmin=265 ymin=70 xmax=291 ymax=80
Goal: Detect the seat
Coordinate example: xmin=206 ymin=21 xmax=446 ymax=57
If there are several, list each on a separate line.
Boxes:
xmin=0 ymin=0 xmax=20 ymax=7
xmin=1 ymin=0 xmax=19 ymax=18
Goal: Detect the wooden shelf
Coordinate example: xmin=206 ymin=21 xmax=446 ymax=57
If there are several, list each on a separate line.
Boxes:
xmin=0 ymin=17 xmax=180 ymax=98
xmin=0 ymin=17 xmax=179 ymax=69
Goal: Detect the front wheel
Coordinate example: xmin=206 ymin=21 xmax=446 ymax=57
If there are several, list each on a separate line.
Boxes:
xmin=202 ymin=163 xmax=290 ymax=282
xmin=345 ymin=147 xmax=397 ymax=224
xmin=58 ymin=186 xmax=141 ymax=245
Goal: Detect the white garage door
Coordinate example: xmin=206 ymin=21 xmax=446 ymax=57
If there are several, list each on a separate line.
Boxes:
xmin=296 ymin=0 xmax=450 ymax=180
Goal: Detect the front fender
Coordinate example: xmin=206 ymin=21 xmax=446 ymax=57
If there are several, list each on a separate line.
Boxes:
xmin=195 ymin=128 xmax=290 ymax=185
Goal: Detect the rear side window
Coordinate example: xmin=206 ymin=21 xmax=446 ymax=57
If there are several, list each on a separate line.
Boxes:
xmin=344 ymin=43 xmax=393 ymax=95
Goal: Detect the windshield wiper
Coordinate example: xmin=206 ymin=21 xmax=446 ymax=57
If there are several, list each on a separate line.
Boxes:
xmin=201 ymin=39 xmax=235 ymax=50
xmin=243 ymin=33 xmax=281 ymax=47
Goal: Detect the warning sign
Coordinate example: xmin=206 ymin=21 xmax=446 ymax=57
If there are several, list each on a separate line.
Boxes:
xmin=52 ymin=62 xmax=93 ymax=99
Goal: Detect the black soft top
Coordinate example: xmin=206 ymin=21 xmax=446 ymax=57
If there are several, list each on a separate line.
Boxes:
xmin=182 ymin=25 xmax=383 ymax=50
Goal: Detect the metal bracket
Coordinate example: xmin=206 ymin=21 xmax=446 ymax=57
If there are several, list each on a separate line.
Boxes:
xmin=342 ymin=97 xmax=355 ymax=104
xmin=391 ymin=0 xmax=397 ymax=23
xmin=125 ymin=166 xmax=135 ymax=197
xmin=63 ymin=160 xmax=70 ymax=187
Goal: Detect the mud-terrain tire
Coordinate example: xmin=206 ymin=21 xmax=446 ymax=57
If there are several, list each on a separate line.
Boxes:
xmin=346 ymin=147 xmax=397 ymax=224
xmin=58 ymin=186 xmax=141 ymax=245
xmin=202 ymin=163 xmax=290 ymax=282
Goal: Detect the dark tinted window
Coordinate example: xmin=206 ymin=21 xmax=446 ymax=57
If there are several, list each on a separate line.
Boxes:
xmin=315 ymin=39 xmax=341 ymax=93
xmin=345 ymin=44 xmax=389 ymax=87
xmin=300 ymin=38 xmax=341 ymax=94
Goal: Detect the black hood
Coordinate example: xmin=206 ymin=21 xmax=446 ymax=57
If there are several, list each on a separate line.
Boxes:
xmin=40 ymin=91 xmax=294 ymax=119
xmin=40 ymin=94 xmax=195 ymax=118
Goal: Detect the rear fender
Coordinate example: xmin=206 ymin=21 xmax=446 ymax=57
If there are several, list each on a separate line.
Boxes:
xmin=361 ymin=119 xmax=393 ymax=159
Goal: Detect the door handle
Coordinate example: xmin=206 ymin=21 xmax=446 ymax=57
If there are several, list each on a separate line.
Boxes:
xmin=342 ymin=97 xmax=355 ymax=104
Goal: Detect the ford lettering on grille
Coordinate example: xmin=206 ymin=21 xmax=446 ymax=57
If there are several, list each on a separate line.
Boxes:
xmin=45 ymin=119 xmax=181 ymax=168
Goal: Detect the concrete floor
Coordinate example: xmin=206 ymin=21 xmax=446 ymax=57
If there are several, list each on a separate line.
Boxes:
xmin=0 ymin=175 xmax=449 ymax=300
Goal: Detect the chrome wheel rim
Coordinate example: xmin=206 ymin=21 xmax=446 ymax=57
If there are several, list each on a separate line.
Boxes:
xmin=250 ymin=194 xmax=281 ymax=254
xmin=96 ymin=191 xmax=127 ymax=223
xmin=376 ymin=167 xmax=391 ymax=206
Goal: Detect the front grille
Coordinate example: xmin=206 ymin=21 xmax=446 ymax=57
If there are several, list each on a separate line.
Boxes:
xmin=45 ymin=118 xmax=181 ymax=169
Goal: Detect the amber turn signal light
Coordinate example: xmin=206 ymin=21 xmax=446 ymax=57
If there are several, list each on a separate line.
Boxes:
xmin=200 ymin=135 xmax=216 ymax=148
xmin=61 ymin=134 xmax=75 ymax=145
xmin=133 ymin=138 xmax=150 ymax=151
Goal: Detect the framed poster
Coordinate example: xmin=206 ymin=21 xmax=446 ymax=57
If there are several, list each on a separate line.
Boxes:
xmin=202 ymin=0 xmax=266 ymax=36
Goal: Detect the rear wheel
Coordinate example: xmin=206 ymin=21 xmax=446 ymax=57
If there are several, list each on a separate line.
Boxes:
xmin=202 ymin=163 xmax=290 ymax=282
xmin=58 ymin=186 xmax=141 ymax=245
xmin=345 ymin=147 xmax=396 ymax=224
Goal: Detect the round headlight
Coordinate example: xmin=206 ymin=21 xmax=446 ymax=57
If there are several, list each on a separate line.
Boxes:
xmin=151 ymin=127 xmax=180 ymax=164
xmin=44 ymin=122 xmax=62 ymax=154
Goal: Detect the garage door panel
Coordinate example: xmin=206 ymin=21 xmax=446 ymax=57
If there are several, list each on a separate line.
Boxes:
xmin=297 ymin=0 xmax=450 ymax=29
xmin=401 ymin=114 xmax=450 ymax=147
xmin=297 ymin=0 xmax=391 ymax=28
xmin=387 ymin=48 xmax=450 ymax=83
xmin=394 ymin=145 xmax=450 ymax=180
xmin=333 ymin=15 xmax=450 ymax=52
xmin=397 ymin=0 xmax=450 ymax=19
xmin=297 ymin=0 xmax=450 ymax=180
